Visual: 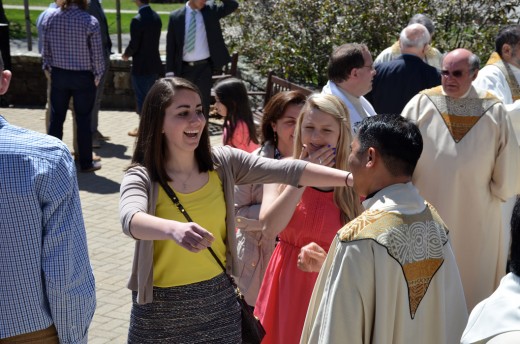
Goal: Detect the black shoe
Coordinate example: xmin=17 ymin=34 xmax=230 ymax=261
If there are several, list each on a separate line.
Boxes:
xmin=94 ymin=130 xmax=111 ymax=141
xmin=80 ymin=161 xmax=102 ymax=173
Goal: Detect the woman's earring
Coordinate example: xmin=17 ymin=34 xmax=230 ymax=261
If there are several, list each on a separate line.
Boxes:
xmin=274 ymin=131 xmax=278 ymax=145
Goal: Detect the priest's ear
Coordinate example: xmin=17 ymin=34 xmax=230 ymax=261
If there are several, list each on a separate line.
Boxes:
xmin=501 ymin=44 xmax=514 ymax=60
xmin=366 ymin=147 xmax=376 ymax=168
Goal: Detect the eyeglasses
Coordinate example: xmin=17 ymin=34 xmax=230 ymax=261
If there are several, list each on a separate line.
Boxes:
xmin=361 ymin=64 xmax=375 ymax=71
xmin=440 ymin=69 xmax=474 ymax=78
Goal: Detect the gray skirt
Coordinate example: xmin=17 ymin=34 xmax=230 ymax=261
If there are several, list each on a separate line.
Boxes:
xmin=128 ymin=273 xmax=241 ymax=343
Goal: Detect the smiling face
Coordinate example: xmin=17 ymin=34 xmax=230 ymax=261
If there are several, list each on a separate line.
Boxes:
xmin=272 ymin=103 xmax=302 ymax=157
xmin=300 ymin=108 xmax=340 ymax=157
xmin=162 ymin=89 xmax=206 ymax=154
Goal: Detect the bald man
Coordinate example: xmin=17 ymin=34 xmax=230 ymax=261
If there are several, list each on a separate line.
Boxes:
xmin=366 ymin=23 xmax=441 ymax=115
xmin=402 ymin=48 xmax=520 ymax=310
xmin=375 ymin=13 xmax=443 ymax=69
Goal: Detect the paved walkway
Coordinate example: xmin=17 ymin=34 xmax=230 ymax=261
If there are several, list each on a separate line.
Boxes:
xmin=1 ymin=106 xmax=223 ymax=343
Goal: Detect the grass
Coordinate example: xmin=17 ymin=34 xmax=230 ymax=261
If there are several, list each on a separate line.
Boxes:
xmin=7 ymin=8 xmax=174 ymax=39
xmin=4 ymin=0 xmax=180 ymax=12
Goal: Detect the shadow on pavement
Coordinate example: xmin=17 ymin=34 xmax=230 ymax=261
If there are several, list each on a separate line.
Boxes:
xmin=76 ymin=172 xmax=121 ymax=194
xmin=95 ymin=141 xmax=133 ymax=160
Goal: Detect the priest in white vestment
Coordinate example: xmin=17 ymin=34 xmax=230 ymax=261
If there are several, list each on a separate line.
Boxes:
xmin=301 ymin=115 xmax=467 ymax=344
xmin=401 ymin=48 xmax=520 ymax=311
xmin=461 ymin=198 xmax=520 ymax=344
xmin=322 ymin=43 xmax=376 ymax=127
xmin=473 ymin=25 xmax=520 ymax=278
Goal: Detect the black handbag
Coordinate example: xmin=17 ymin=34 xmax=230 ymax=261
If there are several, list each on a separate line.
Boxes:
xmin=159 ymin=181 xmax=267 ymax=344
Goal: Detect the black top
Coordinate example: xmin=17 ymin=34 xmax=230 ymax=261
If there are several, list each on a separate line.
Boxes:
xmin=366 ymin=54 xmax=441 ymax=116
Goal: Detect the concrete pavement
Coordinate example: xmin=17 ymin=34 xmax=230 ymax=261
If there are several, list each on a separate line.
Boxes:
xmin=1 ymin=106 xmax=223 ymax=343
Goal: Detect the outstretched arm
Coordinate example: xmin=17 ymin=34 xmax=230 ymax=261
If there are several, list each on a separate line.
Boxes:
xmin=129 ymin=212 xmax=215 ymax=253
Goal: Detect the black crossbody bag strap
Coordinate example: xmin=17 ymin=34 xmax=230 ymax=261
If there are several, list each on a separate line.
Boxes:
xmin=158 ymin=180 xmax=235 ymax=285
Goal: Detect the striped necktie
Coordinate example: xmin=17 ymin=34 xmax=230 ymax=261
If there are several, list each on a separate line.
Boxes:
xmin=185 ymin=11 xmax=197 ymax=53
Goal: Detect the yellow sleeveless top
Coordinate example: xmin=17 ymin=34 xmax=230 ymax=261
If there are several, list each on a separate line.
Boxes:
xmin=153 ymin=171 xmax=227 ymax=287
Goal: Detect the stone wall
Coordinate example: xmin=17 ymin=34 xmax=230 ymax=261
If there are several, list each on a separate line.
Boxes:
xmin=6 ymin=53 xmax=136 ymax=110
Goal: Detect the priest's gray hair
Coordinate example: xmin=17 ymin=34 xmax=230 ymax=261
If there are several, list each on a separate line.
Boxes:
xmin=408 ymin=14 xmax=435 ymax=35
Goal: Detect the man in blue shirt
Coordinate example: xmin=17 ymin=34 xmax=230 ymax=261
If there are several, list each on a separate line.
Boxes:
xmin=41 ymin=0 xmax=105 ymax=172
xmin=0 ymin=53 xmax=96 ymax=343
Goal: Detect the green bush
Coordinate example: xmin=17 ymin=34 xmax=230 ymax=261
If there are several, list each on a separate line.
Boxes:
xmin=225 ymin=0 xmax=520 ymax=87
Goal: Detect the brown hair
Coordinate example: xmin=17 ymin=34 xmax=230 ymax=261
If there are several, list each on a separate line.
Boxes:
xmin=260 ymin=90 xmax=307 ymax=145
xmin=61 ymin=0 xmax=88 ymax=10
xmin=129 ymin=77 xmax=213 ymax=184
xmin=327 ymin=43 xmax=368 ymax=83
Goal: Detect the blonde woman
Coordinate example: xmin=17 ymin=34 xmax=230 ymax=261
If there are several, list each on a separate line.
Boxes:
xmin=254 ymin=94 xmax=362 ymax=344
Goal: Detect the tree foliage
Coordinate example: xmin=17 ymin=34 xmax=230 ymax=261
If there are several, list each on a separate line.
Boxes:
xmin=224 ymin=0 xmax=520 ymax=87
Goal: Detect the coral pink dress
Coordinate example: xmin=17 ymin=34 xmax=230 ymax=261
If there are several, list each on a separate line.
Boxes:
xmin=254 ymin=187 xmax=342 ymax=344
xmin=223 ymin=120 xmax=259 ymax=153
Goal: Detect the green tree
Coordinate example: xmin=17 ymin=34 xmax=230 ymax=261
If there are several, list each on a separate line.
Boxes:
xmin=225 ymin=0 xmax=520 ymax=87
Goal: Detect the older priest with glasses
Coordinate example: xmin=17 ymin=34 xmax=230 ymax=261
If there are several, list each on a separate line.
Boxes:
xmin=401 ymin=48 xmax=520 ymax=311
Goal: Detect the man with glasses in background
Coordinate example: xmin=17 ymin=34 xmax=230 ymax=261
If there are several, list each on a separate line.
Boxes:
xmin=401 ymin=48 xmax=520 ymax=311
xmin=322 ymin=43 xmax=377 ymax=128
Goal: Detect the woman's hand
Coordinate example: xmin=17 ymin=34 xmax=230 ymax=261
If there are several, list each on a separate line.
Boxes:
xmin=297 ymin=242 xmax=327 ymax=272
xmin=300 ymin=144 xmax=336 ymax=167
xmin=169 ymin=222 xmax=215 ymax=253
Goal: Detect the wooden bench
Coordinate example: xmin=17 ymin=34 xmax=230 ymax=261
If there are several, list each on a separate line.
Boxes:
xmin=250 ymin=71 xmax=314 ymax=127
xmin=212 ymin=52 xmax=239 ymax=82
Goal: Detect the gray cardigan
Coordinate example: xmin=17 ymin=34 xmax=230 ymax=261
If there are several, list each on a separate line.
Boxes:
xmin=234 ymin=142 xmax=280 ymax=305
xmin=119 ymin=145 xmax=308 ymax=304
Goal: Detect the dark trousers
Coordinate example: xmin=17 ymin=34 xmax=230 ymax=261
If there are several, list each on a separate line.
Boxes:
xmin=131 ymin=74 xmax=158 ymax=114
xmin=48 ymin=68 xmax=96 ymax=170
xmin=180 ymin=62 xmax=212 ymax=117
xmin=91 ymin=56 xmax=110 ymax=133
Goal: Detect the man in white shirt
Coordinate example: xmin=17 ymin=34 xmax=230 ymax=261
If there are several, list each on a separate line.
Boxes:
xmin=166 ymin=0 xmax=238 ymax=117
xmin=322 ymin=43 xmax=377 ymax=127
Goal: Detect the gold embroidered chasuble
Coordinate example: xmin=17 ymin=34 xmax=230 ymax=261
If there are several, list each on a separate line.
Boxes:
xmin=486 ymin=52 xmax=520 ymax=101
xmin=421 ymin=86 xmax=500 ymax=142
xmin=401 ymin=86 xmax=520 ymax=311
xmin=300 ymin=183 xmax=468 ymax=344
xmin=338 ymin=203 xmax=448 ymax=319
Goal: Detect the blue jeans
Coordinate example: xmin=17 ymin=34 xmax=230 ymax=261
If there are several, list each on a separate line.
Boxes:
xmin=131 ymin=74 xmax=158 ymax=114
xmin=48 ymin=68 xmax=96 ymax=169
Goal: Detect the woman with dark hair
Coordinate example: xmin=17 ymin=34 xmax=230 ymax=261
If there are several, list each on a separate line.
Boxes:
xmin=119 ymin=77 xmax=356 ymax=343
xmin=214 ymin=77 xmax=259 ymax=152
xmin=461 ymin=197 xmax=520 ymax=343
xmin=234 ymin=90 xmax=306 ymax=308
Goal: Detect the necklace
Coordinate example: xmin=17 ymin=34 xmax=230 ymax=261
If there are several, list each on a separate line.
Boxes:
xmin=175 ymin=170 xmax=194 ymax=191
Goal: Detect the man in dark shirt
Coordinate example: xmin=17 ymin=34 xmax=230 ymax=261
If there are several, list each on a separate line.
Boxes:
xmin=123 ymin=0 xmax=163 ymax=137
xmin=366 ymin=23 xmax=441 ymax=116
